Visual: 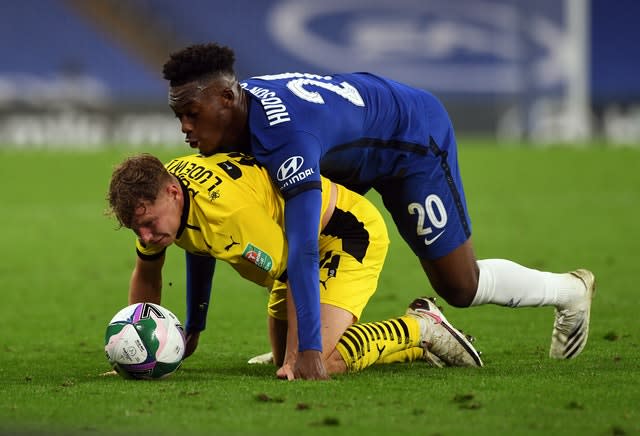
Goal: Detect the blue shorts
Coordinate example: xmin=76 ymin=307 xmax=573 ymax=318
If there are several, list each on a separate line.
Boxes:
xmin=374 ymin=130 xmax=471 ymax=260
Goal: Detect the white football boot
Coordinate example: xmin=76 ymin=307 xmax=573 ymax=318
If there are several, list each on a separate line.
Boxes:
xmin=406 ymin=297 xmax=483 ymax=367
xmin=422 ymin=349 xmax=446 ymax=368
xmin=247 ymin=351 xmax=274 ymax=365
xmin=550 ymin=269 xmax=596 ymax=359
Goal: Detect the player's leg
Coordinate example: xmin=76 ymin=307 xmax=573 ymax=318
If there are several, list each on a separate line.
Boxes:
xmin=327 ymin=302 xmax=483 ymax=372
xmin=319 ymin=189 xmax=481 ymax=372
xmin=316 ymin=188 xmax=397 ymax=373
xmin=418 ymin=240 xmax=593 ymax=313
xmin=267 ymin=252 xmax=481 ymax=373
xmin=375 ymin=142 xmax=480 ymax=308
xmin=264 ymin=181 xmax=484 ymax=374
xmin=257 ymin=287 xmax=425 ymax=370
xmin=320 ymin=295 xmax=454 ymax=373
xmin=380 ymin=100 xmax=595 ymax=359
xmin=423 ymin=250 xmax=595 ymax=359
xmin=426 ymin=121 xmax=593 ymax=358
xmin=418 ymin=239 xmax=479 ymax=307
xmin=467 ymin=260 xmax=595 ymax=359
xmin=263 ymin=280 xmax=419 ymax=373
xmin=317 ymin=185 xmax=432 ymax=372
xmin=376 ymin=348 xmax=426 ymax=365
xmin=326 ymin=313 xmax=425 ymax=374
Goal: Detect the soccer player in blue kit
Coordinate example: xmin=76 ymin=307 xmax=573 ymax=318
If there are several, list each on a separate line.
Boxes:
xmin=162 ymin=43 xmax=595 ymax=380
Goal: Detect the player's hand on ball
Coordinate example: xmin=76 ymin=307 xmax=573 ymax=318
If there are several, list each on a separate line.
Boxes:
xmin=184 ymin=330 xmax=201 ymax=359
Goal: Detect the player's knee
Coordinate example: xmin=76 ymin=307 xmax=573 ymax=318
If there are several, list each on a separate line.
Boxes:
xmin=324 ymin=349 xmax=348 ymax=375
xmin=420 ymin=248 xmax=479 ymax=308
xmin=433 ymin=278 xmax=478 ymax=308
xmin=442 ymin=292 xmax=474 ymax=308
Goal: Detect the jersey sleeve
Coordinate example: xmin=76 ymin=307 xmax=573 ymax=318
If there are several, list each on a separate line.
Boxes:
xmin=250 ymin=128 xmax=325 ymax=352
xmin=251 ymin=129 xmax=323 ymax=198
xmin=135 ymin=239 xmax=166 ymax=260
xmin=283 ymin=189 xmax=323 ymax=352
xmin=242 ymin=85 xmax=338 ymax=350
xmin=185 ymin=252 xmax=215 ymax=333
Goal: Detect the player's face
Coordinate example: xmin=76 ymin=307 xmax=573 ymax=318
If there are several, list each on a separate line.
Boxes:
xmin=169 ymin=78 xmax=241 ymax=156
xmin=131 ymin=184 xmax=182 ymax=248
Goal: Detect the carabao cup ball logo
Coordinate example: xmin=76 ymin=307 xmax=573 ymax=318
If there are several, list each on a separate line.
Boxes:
xmin=277 ymin=156 xmax=304 ymax=181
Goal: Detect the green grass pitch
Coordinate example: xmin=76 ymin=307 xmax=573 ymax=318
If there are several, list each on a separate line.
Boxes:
xmin=1 ymin=141 xmax=638 ymax=435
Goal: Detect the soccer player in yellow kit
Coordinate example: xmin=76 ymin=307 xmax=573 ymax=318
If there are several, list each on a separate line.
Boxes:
xmin=107 ymin=152 xmax=483 ymax=377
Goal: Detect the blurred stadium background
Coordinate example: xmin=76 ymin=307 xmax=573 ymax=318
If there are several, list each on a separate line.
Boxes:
xmin=1 ymin=0 xmax=638 ymax=149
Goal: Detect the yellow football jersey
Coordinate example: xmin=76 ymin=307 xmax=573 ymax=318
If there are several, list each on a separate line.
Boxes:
xmin=136 ymin=152 xmax=332 ymax=289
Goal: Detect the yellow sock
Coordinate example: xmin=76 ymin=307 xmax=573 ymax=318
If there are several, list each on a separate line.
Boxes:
xmin=335 ymin=316 xmax=422 ymax=372
xmin=376 ymin=347 xmax=424 ymax=364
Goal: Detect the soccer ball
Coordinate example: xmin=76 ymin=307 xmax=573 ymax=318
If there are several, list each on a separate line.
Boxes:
xmin=104 ymin=302 xmax=185 ymax=380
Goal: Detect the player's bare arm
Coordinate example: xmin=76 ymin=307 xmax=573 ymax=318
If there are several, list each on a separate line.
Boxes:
xmin=129 ymin=255 xmax=164 ymax=304
xmin=269 ymin=316 xmax=287 ymax=367
xmin=275 ymin=285 xmax=298 ymax=380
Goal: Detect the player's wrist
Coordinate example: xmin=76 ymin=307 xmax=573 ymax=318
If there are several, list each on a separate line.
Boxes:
xmin=298 ymin=349 xmax=322 ymax=358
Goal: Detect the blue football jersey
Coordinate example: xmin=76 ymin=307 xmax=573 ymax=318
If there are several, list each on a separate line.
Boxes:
xmin=239 ymin=72 xmax=470 ymax=352
xmin=241 ymin=72 xmax=445 ymax=195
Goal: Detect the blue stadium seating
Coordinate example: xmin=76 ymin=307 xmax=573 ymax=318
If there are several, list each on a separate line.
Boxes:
xmin=0 ymin=0 xmax=165 ymax=103
xmin=1 ymin=0 xmax=638 ymax=105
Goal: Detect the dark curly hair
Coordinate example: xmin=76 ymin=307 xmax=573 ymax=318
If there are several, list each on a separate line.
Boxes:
xmin=107 ymin=154 xmax=173 ymax=228
xmin=162 ymin=43 xmax=236 ymax=87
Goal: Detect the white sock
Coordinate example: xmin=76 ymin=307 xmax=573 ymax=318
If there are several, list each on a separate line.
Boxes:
xmin=471 ymin=259 xmax=582 ymax=308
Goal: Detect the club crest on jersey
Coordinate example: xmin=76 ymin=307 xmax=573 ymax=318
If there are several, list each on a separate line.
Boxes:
xmin=209 ymin=190 xmax=220 ymax=201
xmin=242 ymin=244 xmax=273 ymax=272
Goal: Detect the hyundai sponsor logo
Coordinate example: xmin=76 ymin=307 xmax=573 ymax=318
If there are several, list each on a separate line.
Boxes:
xmin=277 ymin=155 xmax=305 ymax=181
